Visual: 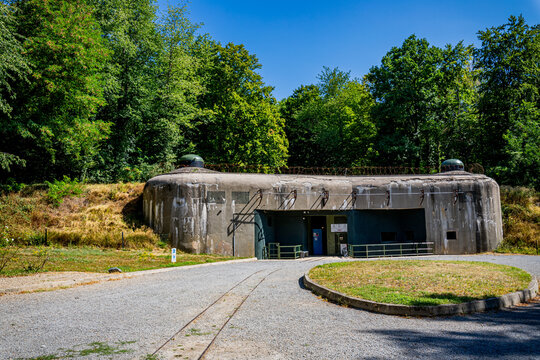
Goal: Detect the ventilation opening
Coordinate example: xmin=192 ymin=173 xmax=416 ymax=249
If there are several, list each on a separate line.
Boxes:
xmin=447 ymin=231 xmax=457 ymax=240
xmin=381 ymin=232 xmax=397 ymax=243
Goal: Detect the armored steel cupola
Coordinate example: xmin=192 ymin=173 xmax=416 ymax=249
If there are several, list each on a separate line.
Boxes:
xmin=441 ymin=159 xmax=464 ymax=172
xmin=178 ymin=154 xmax=204 ymax=168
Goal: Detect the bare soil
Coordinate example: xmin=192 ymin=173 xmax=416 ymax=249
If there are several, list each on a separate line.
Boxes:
xmin=0 ymin=271 xmax=128 ymax=295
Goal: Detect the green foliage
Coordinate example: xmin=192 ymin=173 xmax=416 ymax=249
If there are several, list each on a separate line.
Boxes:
xmin=500 ymin=186 xmax=538 ymax=206
xmin=2 ymin=0 xmax=110 ymax=181
xmin=280 ymin=85 xmax=321 ymax=166
xmin=0 ymin=152 xmax=26 ymax=173
xmin=475 ymin=15 xmax=539 ymax=189
xmin=142 ymin=7 xmax=202 ymax=164
xmin=280 ymin=68 xmax=376 ymax=167
xmin=0 ymin=177 xmax=25 ymax=194
xmin=0 ymin=246 xmax=19 ymax=272
xmin=0 ymin=2 xmax=537 ymax=189
xmin=366 ymin=35 xmax=478 ymax=167
xmin=194 ymin=43 xmax=288 ymax=167
xmin=0 ymin=2 xmax=29 ymax=116
xmin=88 ymin=0 xmax=161 ymax=182
xmin=0 ymin=3 xmax=29 ymax=175
xmin=45 ymin=176 xmax=83 ymax=207
xmin=1 ymin=226 xmax=20 ymax=272
xmin=1 ymin=225 xmax=14 ymax=247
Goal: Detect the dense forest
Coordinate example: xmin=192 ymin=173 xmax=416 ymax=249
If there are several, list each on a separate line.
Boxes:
xmin=0 ymin=0 xmax=538 ymax=188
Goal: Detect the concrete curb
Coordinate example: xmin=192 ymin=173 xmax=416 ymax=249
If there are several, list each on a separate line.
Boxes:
xmin=303 ymin=272 xmax=538 ymax=317
xmin=0 ymin=257 xmax=257 ymax=296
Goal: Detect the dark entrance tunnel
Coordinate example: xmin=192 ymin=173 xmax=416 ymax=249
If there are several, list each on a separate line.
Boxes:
xmin=254 ymin=209 xmax=427 ymax=259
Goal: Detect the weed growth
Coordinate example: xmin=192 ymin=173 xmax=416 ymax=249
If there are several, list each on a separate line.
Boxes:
xmin=21 ymin=247 xmax=50 ymax=272
xmin=0 ymin=225 xmax=19 ymax=271
xmin=45 ymin=176 xmax=83 ymax=207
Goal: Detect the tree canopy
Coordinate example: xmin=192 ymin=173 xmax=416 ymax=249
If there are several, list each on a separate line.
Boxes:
xmin=0 ymin=3 xmax=537 ymax=189
xmin=475 ymin=15 xmax=539 ymax=187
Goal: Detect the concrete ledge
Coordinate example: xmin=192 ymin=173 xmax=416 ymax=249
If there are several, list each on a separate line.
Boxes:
xmin=303 ymin=272 xmax=538 ymax=317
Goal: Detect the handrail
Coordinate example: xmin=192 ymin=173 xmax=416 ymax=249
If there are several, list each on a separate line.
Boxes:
xmin=266 ymin=243 xmax=302 ymax=259
xmin=348 ymin=242 xmax=434 ymax=258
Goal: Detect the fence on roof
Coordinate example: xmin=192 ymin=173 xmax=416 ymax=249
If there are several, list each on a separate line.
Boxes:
xmin=199 ymin=163 xmax=484 ymax=176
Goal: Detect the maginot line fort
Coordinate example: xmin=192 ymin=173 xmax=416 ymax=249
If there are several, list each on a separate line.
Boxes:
xmin=143 ymin=156 xmax=503 ymax=259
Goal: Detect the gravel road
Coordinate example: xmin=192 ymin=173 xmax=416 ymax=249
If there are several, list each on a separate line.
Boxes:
xmin=0 ymin=254 xmax=538 ymax=360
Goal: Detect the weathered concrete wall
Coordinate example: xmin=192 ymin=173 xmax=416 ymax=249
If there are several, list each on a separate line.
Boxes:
xmin=143 ymin=169 xmax=503 ymax=257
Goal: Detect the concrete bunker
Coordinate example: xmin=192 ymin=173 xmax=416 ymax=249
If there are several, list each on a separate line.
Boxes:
xmin=143 ymin=165 xmax=503 ymax=259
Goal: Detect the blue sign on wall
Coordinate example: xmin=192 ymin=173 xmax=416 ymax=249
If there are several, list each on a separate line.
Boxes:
xmin=313 ymin=229 xmax=323 ymax=255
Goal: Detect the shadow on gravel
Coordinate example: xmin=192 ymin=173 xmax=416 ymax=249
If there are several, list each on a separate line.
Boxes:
xmin=298 ymin=276 xmax=306 ymax=290
xmin=357 ymin=300 xmax=540 ymax=358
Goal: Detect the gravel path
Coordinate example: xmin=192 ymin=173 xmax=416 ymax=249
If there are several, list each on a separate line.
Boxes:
xmin=0 ymin=254 xmax=538 ymax=360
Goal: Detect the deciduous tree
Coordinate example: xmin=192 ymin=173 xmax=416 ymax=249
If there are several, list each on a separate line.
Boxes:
xmin=366 ymin=35 xmax=478 ymax=168
xmin=475 ymin=15 xmax=539 ymax=188
xmin=2 ymin=0 xmax=110 ymax=180
xmin=194 ymin=43 xmax=288 ymax=167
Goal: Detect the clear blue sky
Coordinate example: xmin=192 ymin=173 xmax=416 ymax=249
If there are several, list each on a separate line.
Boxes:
xmin=157 ymin=0 xmax=540 ymax=100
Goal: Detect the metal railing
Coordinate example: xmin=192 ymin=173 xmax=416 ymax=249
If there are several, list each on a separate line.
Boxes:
xmin=348 ymin=242 xmax=434 ymax=258
xmin=265 ymin=243 xmax=302 ymax=259
xmin=191 ymin=163 xmax=485 ymax=175
xmin=204 ymin=164 xmax=439 ymax=175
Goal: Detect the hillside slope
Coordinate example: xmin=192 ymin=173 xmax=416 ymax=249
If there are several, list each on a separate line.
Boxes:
xmin=497 ymin=187 xmax=540 ymax=254
xmin=0 ymin=183 xmax=158 ymax=248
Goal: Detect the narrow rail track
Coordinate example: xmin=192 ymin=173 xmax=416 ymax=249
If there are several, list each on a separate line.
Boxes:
xmin=151 ymin=268 xmax=280 ymax=359
xmin=151 ymin=269 xmax=264 ymax=356
xmin=197 ymin=268 xmax=280 ymax=359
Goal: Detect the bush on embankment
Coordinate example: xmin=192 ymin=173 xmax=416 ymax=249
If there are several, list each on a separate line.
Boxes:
xmin=0 ymin=181 xmax=158 ymax=249
xmin=496 ymin=186 xmax=540 ymax=255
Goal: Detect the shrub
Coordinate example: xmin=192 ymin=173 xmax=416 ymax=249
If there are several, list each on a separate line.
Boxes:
xmin=500 ymin=186 xmax=538 ymax=206
xmin=0 ymin=178 xmax=26 ymax=194
xmin=45 ymin=176 xmax=83 ymax=207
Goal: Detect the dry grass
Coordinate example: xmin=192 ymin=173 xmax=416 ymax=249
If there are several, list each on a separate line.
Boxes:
xmin=0 ymin=246 xmax=235 ymax=276
xmin=0 ymin=183 xmax=159 ymax=248
xmin=309 ymin=260 xmax=531 ymax=306
xmin=497 ymin=186 xmax=540 ymax=254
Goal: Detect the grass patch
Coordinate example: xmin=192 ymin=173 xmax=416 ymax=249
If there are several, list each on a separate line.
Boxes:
xmin=0 ymin=246 xmax=236 ymax=276
xmin=185 ymin=328 xmax=212 ymax=336
xmin=17 ymin=340 xmax=137 ymax=359
xmin=496 ymin=186 xmax=539 ymax=255
xmin=308 ymin=260 xmax=531 ymax=306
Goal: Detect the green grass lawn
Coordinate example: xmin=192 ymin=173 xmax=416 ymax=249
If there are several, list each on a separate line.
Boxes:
xmin=0 ymin=246 xmax=237 ymax=276
xmin=308 ymin=260 xmax=531 ymax=306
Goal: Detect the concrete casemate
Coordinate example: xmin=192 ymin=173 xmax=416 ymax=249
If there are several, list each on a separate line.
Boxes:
xmin=143 ymin=167 xmax=503 ymax=258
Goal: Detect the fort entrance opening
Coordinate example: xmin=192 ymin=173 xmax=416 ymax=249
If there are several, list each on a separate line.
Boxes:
xmin=254 ymin=209 xmax=427 ymax=259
